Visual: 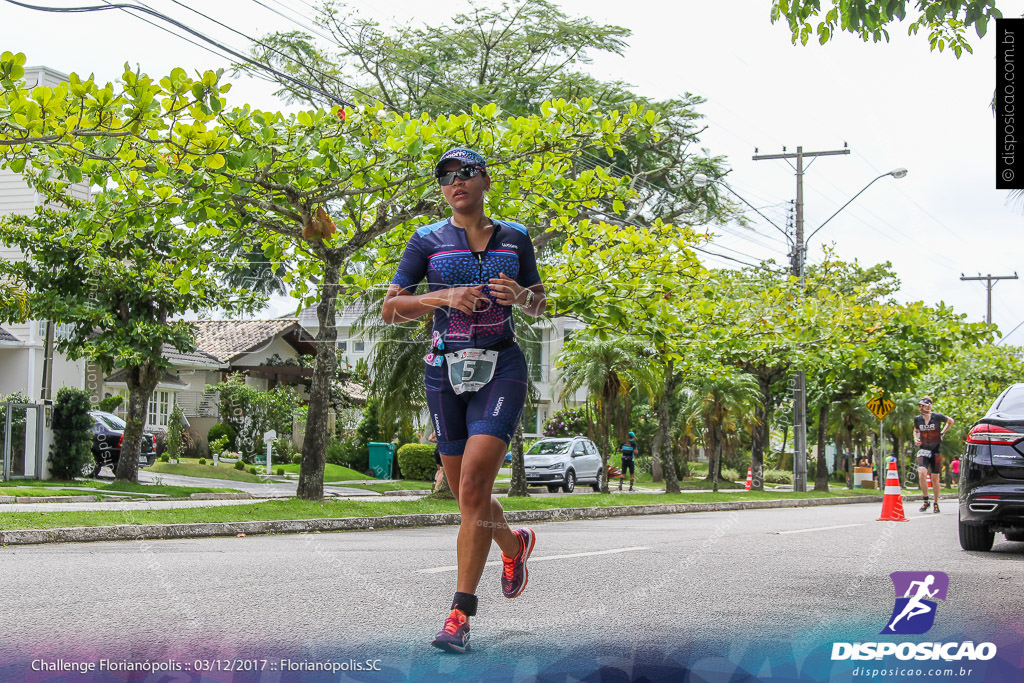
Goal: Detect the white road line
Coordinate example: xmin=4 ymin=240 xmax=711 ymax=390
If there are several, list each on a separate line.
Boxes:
xmin=778 ymin=523 xmax=864 ymax=535
xmin=416 ymin=546 xmax=650 ymax=574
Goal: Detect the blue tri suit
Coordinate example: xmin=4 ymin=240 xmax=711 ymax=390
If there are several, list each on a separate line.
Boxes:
xmin=391 ymin=218 xmax=541 ymax=456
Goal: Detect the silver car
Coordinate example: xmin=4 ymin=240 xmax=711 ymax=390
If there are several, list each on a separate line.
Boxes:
xmin=524 ymin=436 xmax=604 ymax=493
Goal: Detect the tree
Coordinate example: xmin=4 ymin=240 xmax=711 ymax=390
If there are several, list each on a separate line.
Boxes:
xmin=800 ymin=259 xmax=992 ymax=490
xmin=557 ymin=332 xmax=658 ymax=493
xmin=681 ymin=369 xmax=761 ymax=492
xmin=771 ymin=0 xmax=1002 ymax=57
xmin=911 ymin=343 xmax=1024 ymax=450
xmin=0 ymin=52 xmax=664 ymax=497
xmin=246 ymin=0 xmax=733 ymax=228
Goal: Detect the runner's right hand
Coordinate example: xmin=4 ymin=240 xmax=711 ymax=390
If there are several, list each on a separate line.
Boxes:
xmin=444 ymin=286 xmax=487 ymax=315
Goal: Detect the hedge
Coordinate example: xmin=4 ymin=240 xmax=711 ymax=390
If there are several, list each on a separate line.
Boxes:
xmin=397 ymin=443 xmax=436 ymax=481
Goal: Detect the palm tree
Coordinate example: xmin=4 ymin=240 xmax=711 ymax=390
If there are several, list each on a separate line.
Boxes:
xmin=681 ymin=370 xmax=761 ymax=492
xmin=557 ymin=332 xmax=659 ymax=493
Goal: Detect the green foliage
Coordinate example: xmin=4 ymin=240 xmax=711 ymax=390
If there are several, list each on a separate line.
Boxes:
xmin=208 ymin=376 xmax=298 ymax=460
xmin=96 ymin=395 xmax=124 ymax=413
xmin=770 ymin=0 xmax=1000 ymax=57
xmin=207 ymin=423 xmax=237 ymax=451
xmin=397 ymin=443 xmax=437 ymax=482
xmin=249 ymin=466 xmax=259 ymax=475
xmin=720 ymin=468 xmax=741 ymax=483
xmin=199 ymin=458 xmax=206 ymax=465
xmin=543 ymin=406 xmax=588 ymax=437
xmin=911 ymin=344 xmax=1024 ymax=453
xmin=234 ymin=461 xmax=245 ymax=471
xmin=48 ymin=387 xmax=94 ymax=479
xmin=762 ymin=469 xmax=793 ymax=485
xmin=272 ymin=436 xmax=296 ymax=464
xmin=276 ymin=467 xmax=285 ymax=476
xmin=165 ymin=404 xmax=186 ymax=461
xmin=160 ymin=454 xmax=170 ymax=463
xmin=291 ymin=452 xmax=303 ymax=465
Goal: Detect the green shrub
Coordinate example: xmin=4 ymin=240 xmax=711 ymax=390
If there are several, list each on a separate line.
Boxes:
xmin=207 ymin=376 xmax=298 ymax=459
xmin=272 ymin=436 xmax=295 ymax=463
xmin=543 ymin=406 xmax=588 ymax=437
xmin=96 ymin=395 xmax=124 ymax=413
xmin=249 ymin=465 xmax=259 ymax=475
xmin=720 ymin=467 xmax=740 ymax=482
xmin=49 ymin=387 xmax=94 ymax=479
xmin=165 ymin=404 xmax=186 ymax=460
xmin=276 ymin=467 xmax=285 ymax=476
xmin=397 ymin=443 xmax=436 ymax=481
xmin=291 ymin=452 xmax=302 ymax=465
xmin=198 ymin=457 xmax=207 ymax=465
xmin=762 ymin=469 xmax=793 ymax=485
xmin=159 ymin=454 xmax=169 ymax=463
xmin=207 ymin=423 xmax=236 ymax=451
xmin=234 ymin=461 xmax=245 ymax=471
xmin=326 ymin=438 xmax=362 ymax=469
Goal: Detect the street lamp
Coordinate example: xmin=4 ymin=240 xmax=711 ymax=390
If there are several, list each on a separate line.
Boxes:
xmin=693 ymin=167 xmax=907 ymax=492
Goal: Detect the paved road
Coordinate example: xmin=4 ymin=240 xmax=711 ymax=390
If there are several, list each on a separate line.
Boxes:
xmin=1 ymin=502 xmax=1020 ymax=681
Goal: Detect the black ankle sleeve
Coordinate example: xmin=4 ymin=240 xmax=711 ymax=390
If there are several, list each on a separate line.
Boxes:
xmin=452 ymin=592 xmax=478 ymax=616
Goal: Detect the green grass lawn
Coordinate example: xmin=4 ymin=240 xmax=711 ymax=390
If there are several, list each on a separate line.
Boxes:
xmin=148 ymin=461 xmax=270 ymax=482
xmin=0 ymin=487 xmax=108 ymax=498
xmin=0 ymin=479 xmax=237 ymax=498
xmin=340 ymin=480 xmax=435 ymax=493
xmin=274 ymin=463 xmax=369 ymax=482
xmin=0 ymin=489 xmax=886 ymax=530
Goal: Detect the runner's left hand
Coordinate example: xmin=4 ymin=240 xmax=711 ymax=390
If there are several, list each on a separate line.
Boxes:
xmin=488 ymin=272 xmax=525 ymax=306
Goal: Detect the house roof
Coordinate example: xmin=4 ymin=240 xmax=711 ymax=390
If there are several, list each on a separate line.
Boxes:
xmin=192 ymin=319 xmax=317 ymax=364
xmin=161 ymin=343 xmax=225 ymax=369
xmin=104 ymin=368 xmax=188 ymax=388
xmin=0 ymin=326 xmax=19 ymax=343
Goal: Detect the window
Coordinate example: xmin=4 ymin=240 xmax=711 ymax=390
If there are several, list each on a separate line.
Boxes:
xmin=146 ymin=391 xmax=173 ymax=430
xmin=563 ymin=328 xmax=576 ymax=345
xmin=521 ymin=404 xmax=539 ymax=434
xmin=520 ymin=335 xmax=544 ymax=382
xmin=353 ymin=340 xmax=365 ymax=353
xmin=337 ymin=341 xmax=347 ymax=353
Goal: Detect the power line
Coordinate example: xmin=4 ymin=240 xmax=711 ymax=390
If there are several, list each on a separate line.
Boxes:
xmin=2 ymin=0 xmax=353 ymax=106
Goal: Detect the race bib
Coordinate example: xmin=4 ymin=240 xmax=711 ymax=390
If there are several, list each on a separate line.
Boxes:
xmin=444 ymin=348 xmax=499 ymax=394
xmin=916 ymin=449 xmax=933 ymax=459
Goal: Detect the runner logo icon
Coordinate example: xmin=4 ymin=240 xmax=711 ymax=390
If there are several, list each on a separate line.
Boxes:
xmin=882 ymin=571 xmax=949 ymax=635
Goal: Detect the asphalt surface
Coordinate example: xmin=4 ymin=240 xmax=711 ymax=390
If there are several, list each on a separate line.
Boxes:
xmin=2 ymin=502 xmax=1019 ymax=681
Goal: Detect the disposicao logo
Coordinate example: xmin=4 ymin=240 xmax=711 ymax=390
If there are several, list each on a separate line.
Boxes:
xmin=882 ymin=571 xmax=948 ymax=635
xmin=831 ymin=571 xmax=997 ymax=663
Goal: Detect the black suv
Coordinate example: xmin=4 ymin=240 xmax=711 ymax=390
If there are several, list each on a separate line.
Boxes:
xmin=958 ymin=383 xmax=1024 ymax=551
xmin=84 ymin=411 xmax=158 ymax=477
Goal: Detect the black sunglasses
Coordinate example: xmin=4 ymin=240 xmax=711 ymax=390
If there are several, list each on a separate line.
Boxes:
xmin=437 ymin=165 xmax=484 ymax=186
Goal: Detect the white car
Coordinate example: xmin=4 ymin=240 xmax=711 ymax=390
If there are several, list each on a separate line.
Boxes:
xmin=524 ymin=436 xmax=604 ymax=493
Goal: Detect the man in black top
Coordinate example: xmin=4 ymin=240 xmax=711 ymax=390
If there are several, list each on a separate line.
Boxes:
xmin=913 ymin=396 xmax=953 ymax=513
xmin=619 ymin=431 xmax=638 ymax=492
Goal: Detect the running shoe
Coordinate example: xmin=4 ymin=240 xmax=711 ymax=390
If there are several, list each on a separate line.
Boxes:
xmin=934 ymin=501 xmax=940 ymax=514
xmin=919 ymin=499 xmax=931 ymax=512
xmin=431 ymin=608 xmax=470 ymax=653
xmin=501 ymin=527 xmax=536 ymax=599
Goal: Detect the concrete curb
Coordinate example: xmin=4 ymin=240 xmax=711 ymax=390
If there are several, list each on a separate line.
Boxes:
xmin=0 ymin=492 xmax=958 ymax=547
xmin=6 ymin=495 xmax=99 ymax=504
xmin=189 ymin=492 xmax=254 ymax=500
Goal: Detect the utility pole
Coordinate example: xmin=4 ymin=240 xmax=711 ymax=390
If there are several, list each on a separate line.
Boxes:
xmin=753 ymin=145 xmax=850 ymax=492
xmin=959 ymin=273 xmax=1018 ymax=325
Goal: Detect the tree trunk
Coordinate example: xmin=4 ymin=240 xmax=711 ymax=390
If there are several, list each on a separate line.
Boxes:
xmin=114 ymin=359 xmax=160 ymax=482
xmin=814 ymin=402 xmax=830 ymax=491
xmin=508 ymin=423 xmax=529 ymax=497
xmin=749 ymin=373 xmax=769 ymax=490
xmin=711 ymin=428 xmax=721 ymax=493
xmin=657 ymin=366 xmax=680 ymax=493
xmin=298 ymin=258 xmax=341 ymax=501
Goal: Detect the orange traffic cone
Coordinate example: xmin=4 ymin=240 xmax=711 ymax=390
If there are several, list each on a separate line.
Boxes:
xmin=744 ymin=467 xmax=753 ymax=491
xmin=877 ymin=457 xmax=908 ymax=522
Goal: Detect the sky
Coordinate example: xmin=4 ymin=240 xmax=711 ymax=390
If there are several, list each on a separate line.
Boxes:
xmin=2 ymin=0 xmax=1022 ymax=343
